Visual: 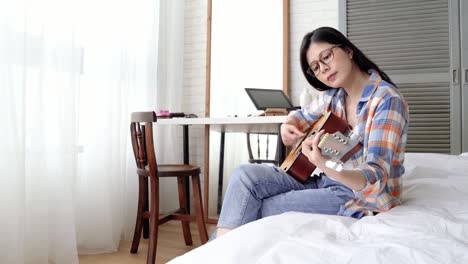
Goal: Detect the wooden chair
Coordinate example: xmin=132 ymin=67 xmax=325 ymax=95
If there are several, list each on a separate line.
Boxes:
xmin=129 ymin=111 xmax=208 ymax=264
xmin=246 ymin=132 xmax=280 ymax=165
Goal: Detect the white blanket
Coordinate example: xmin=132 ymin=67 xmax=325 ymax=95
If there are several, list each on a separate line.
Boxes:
xmin=169 ymin=153 xmax=468 ymax=264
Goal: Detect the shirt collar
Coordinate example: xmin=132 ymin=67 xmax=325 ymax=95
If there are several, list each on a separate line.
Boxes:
xmin=358 ymin=69 xmax=382 ymax=102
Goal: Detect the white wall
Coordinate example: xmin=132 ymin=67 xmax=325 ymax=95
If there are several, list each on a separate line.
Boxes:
xmin=289 ymin=0 xmax=339 ymax=104
xmin=180 ymin=0 xmax=338 ymax=213
xmin=182 ymin=0 xmax=207 ymax=201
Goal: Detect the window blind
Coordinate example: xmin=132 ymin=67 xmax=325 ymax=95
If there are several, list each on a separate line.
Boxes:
xmin=346 ymin=0 xmax=451 ymax=153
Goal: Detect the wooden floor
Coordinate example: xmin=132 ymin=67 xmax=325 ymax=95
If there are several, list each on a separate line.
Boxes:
xmin=79 ymin=222 xmax=216 ymax=264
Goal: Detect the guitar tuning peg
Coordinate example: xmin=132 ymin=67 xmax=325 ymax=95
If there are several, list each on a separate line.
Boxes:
xmin=350 ymin=133 xmax=361 ymax=141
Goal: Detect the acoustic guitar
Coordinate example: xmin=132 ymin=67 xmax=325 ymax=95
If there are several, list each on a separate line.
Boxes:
xmin=280 ymin=112 xmax=362 ymax=183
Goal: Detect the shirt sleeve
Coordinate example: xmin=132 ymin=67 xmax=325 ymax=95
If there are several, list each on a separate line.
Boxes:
xmin=355 ymin=95 xmax=408 ymax=203
xmin=290 ymin=91 xmax=328 ymax=132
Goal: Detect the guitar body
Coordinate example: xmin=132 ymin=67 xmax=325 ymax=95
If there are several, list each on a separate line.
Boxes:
xmin=280 ymin=112 xmax=360 ymax=183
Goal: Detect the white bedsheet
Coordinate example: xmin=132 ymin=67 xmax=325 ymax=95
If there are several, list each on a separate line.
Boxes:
xmin=169 ymin=153 xmax=468 ymax=264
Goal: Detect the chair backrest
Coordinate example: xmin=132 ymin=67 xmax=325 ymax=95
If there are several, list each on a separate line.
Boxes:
xmin=130 ymin=112 xmax=158 ymax=176
xmin=246 ymin=132 xmax=279 ymax=165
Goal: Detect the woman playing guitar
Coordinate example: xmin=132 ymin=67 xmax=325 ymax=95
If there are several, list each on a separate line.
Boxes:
xmin=211 ymin=27 xmax=409 ymax=240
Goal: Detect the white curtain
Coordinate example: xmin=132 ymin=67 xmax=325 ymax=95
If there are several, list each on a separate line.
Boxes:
xmin=153 ymin=0 xmax=186 ymax=216
xmin=0 ymin=0 xmax=184 ymax=263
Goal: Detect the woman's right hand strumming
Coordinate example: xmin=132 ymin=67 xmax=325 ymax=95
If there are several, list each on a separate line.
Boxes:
xmin=280 ymin=123 xmax=305 ymax=146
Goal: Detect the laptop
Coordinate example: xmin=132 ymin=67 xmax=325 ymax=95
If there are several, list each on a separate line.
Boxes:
xmin=245 ymin=88 xmax=298 ymax=110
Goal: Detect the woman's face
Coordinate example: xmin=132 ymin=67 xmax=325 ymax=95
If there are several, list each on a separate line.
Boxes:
xmin=306 ymin=42 xmax=354 ymax=88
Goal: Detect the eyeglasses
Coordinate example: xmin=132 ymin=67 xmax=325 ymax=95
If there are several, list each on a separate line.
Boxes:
xmin=306 ymin=45 xmax=342 ymax=77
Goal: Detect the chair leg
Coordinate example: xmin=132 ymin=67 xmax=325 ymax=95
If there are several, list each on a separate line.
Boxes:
xmin=143 ymin=176 xmax=150 ymax=239
xmin=191 ymin=174 xmax=209 ymax=243
xmin=131 ymin=175 xmax=146 ymax=254
xmin=177 ymin=176 xmax=193 ymax=246
xmin=147 ymin=177 xmax=159 ymax=264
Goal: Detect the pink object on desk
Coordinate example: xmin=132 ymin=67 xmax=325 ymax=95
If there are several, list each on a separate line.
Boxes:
xmin=156 ymin=110 xmax=171 ymax=118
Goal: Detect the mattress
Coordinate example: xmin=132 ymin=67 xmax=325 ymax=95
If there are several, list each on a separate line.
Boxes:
xmin=169 ymin=153 xmax=468 ymax=264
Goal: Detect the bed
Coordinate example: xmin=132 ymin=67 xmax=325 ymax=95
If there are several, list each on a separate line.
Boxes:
xmin=169 ymin=153 xmax=468 ymax=264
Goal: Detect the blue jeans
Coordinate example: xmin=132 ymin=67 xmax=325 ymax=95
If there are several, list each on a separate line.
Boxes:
xmin=210 ymin=164 xmax=357 ymax=241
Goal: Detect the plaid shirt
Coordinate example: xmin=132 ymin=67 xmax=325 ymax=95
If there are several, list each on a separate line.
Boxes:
xmin=291 ymin=70 xmax=409 ymax=217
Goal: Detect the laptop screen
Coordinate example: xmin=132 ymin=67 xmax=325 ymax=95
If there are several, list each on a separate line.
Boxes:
xmin=245 ymin=88 xmax=296 ymax=110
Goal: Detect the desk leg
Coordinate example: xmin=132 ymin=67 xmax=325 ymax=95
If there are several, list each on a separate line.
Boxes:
xmin=216 ymin=131 xmax=225 ymax=214
xmin=183 ymin=125 xmax=190 ymax=214
xmin=277 ymin=124 xmax=286 ymax=165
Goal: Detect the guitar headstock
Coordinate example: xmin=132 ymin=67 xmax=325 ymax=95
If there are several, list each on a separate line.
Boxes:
xmin=317 ymin=131 xmax=361 ymax=161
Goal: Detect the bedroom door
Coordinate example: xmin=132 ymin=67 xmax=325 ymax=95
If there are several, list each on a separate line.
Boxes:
xmin=339 ymin=0 xmax=465 ymax=154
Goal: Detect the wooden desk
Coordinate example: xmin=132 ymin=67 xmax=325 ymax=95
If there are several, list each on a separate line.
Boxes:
xmin=156 ymin=116 xmax=288 ymax=223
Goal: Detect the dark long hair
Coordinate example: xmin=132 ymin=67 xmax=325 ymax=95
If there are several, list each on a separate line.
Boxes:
xmin=300 ymin=27 xmax=395 ymax=91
